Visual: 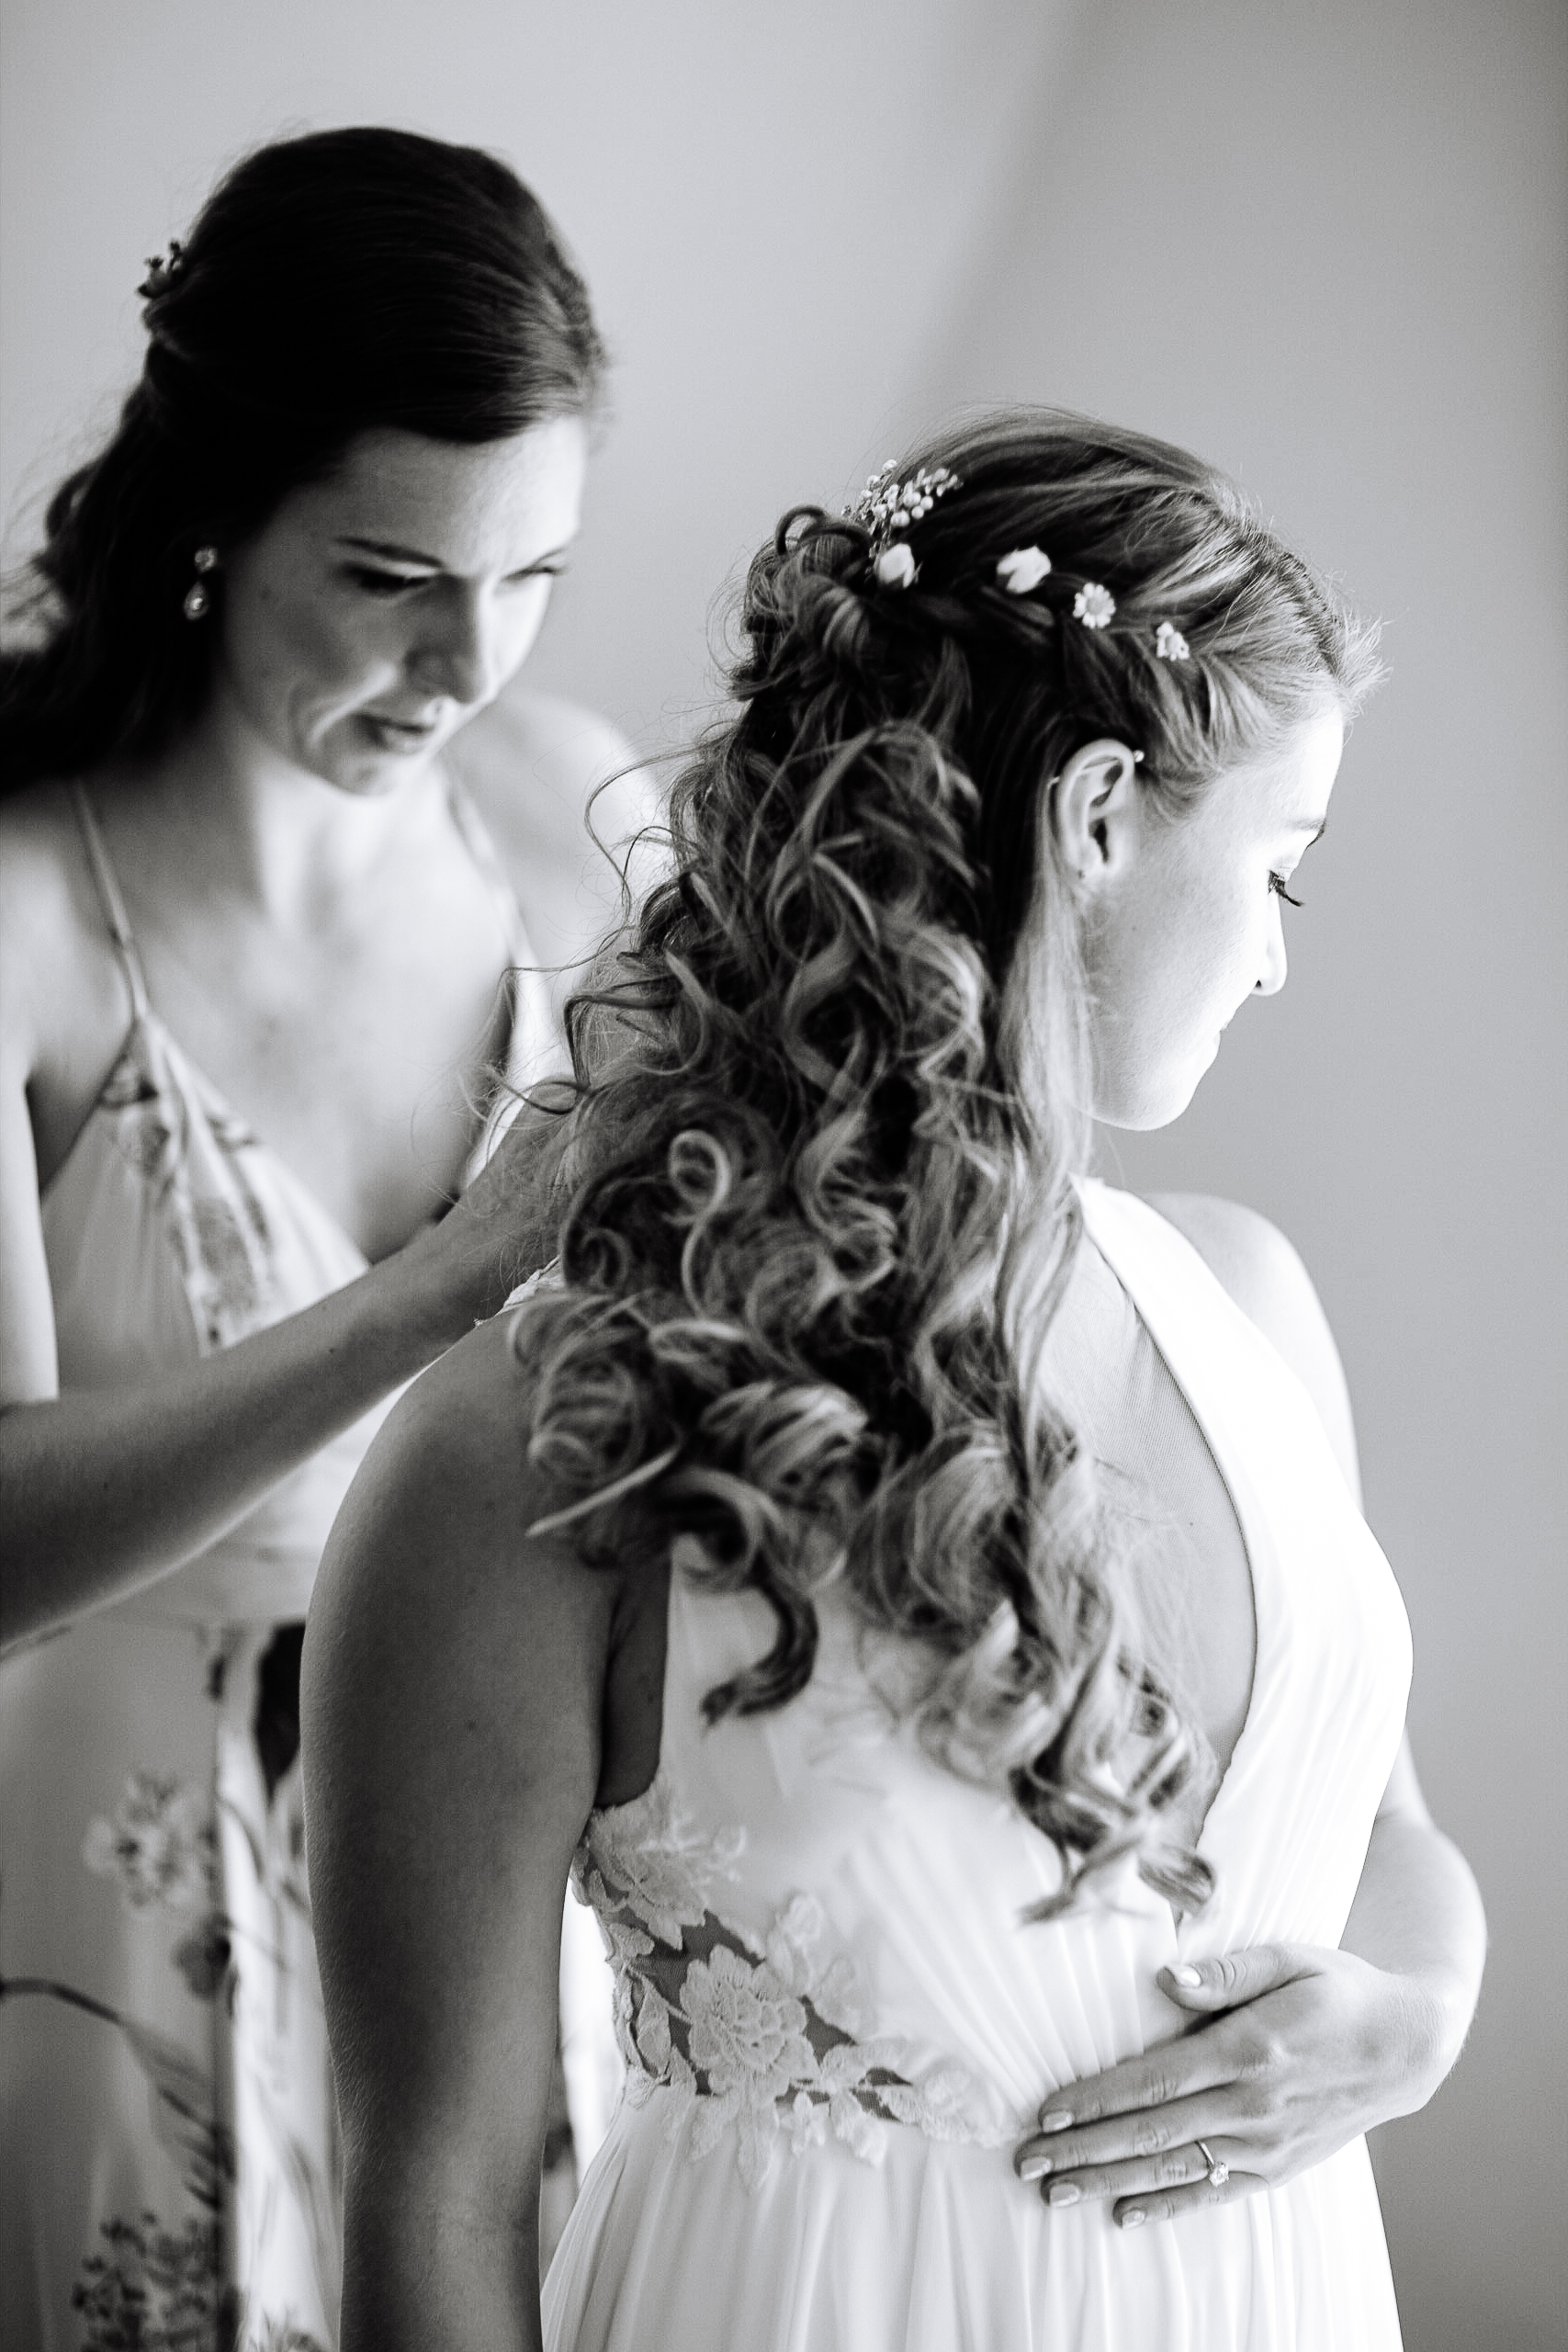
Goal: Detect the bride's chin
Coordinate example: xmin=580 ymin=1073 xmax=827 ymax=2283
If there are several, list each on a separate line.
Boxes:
xmin=1093 ymin=1058 xmax=1210 ymax=1135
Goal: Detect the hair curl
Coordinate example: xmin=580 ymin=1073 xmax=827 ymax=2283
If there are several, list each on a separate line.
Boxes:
xmin=516 ymin=410 xmax=1382 ymax=1915
xmin=0 ymin=126 xmax=604 ymax=795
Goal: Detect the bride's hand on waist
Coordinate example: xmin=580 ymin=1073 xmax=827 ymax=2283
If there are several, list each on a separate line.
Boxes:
xmin=1010 ymin=1942 xmax=1449 ymax=2229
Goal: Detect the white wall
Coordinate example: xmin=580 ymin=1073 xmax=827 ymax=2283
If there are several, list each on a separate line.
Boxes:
xmin=4 ymin=4 xmax=1562 ymax=2343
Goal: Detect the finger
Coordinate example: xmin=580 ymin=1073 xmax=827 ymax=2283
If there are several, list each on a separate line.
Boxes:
xmin=1157 ymin=1944 xmax=1317 ymax=2014
xmin=1024 ymin=2138 xmax=1221 ymax=2210
xmin=1022 ymin=2034 xmax=1242 ymax=2143
xmin=1017 ymin=2089 xmax=1245 ymax=2183
xmin=1113 ymin=2164 xmax=1262 ymax=2230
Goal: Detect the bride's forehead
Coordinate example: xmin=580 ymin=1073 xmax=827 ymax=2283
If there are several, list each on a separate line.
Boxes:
xmin=1198 ymin=711 xmax=1345 ymax=836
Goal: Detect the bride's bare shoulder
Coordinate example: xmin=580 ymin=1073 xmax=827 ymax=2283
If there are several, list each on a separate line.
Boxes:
xmin=1145 ymin=1192 xmax=1361 ymax=1498
xmin=305 ymin=1309 xmax=624 ymax=1772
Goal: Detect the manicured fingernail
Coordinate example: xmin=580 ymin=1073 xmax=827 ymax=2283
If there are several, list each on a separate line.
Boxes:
xmin=1047 ymin=2181 xmax=1081 ymax=2209
xmin=1018 ymin=2155 xmax=1051 ymax=2181
xmin=1038 ymin=2109 xmax=1073 ymax=2132
xmin=1168 ymin=1963 xmax=1202 ymax=1987
xmin=1121 ymin=2208 xmax=1146 ymax=2230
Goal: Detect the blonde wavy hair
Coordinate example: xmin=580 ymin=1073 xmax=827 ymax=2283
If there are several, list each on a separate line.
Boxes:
xmin=513 ymin=410 xmax=1381 ymax=1915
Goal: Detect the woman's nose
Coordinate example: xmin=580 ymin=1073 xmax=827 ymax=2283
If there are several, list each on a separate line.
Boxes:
xmin=410 ymin=587 xmax=502 ymax=708
xmin=1255 ymin=904 xmax=1289 ymax=996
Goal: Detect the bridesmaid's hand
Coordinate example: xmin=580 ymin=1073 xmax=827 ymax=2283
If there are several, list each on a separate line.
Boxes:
xmin=406 ymin=1083 xmax=577 ymax=1334
xmin=1011 ymin=1943 xmax=1450 ymax=2229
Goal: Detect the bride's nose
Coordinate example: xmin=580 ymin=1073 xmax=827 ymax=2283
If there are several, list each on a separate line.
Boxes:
xmin=1254 ymin=903 xmax=1289 ymax=996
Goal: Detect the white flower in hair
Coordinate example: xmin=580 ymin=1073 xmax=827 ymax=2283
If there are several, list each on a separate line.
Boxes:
xmin=1073 ymin=582 xmax=1115 ymax=629
xmin=996 ymin=546 xmax=1052 ymax=594
xmin=1155 ymin=620 xmax=1190 ymax=662
xmin=874 ymin=543 xmax=918 ymax=589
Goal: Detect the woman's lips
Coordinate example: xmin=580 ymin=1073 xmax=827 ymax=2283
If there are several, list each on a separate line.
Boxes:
xmin=360 ymin=712 xmax=442 ymax=752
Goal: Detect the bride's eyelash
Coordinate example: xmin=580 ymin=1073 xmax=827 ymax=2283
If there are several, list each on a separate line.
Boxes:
xmin=1269 ymin=873 xmax=1304 ymax=908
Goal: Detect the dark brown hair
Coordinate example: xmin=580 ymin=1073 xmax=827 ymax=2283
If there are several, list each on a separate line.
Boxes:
xmin=0 ymin=127 xmax=605 ymax=793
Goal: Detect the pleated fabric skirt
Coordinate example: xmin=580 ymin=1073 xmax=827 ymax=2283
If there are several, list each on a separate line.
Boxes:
xmin=544 ymin=2086 xmax=1403 ymax=2352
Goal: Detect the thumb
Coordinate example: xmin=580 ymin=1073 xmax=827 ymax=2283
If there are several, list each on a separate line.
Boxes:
xmin=1158 ymin=1942 xmax=1315 ymax=2012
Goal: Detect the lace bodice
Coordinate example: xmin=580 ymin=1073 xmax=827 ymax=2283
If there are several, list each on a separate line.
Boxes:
xmin=573 ymin=1772 xmax=1004 ymax=2192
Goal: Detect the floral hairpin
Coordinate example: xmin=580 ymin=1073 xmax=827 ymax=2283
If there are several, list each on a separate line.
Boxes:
xmin=1073 ymin=582 xmax=1116 ymax=629
xmin=138 ymin=241 xmax=186 ymax=300
xmin=1154 ymin=620 xmax=1190 ymax=662
xmin=996 ymin=546 xmax=1052 ymax=594
xmin=846 ymin=458 xmax=962 ymax=588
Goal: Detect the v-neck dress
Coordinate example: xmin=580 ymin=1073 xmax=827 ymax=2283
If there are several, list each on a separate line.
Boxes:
xmin=542 ymin=1177 xmax=1413 ymax=2351
xmin=0 ymin=785 xmax=554 ymax=2352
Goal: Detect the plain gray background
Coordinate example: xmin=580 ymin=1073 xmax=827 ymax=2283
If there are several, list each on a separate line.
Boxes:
xmin=3 ymin=3 xmax=1563 ymax=2344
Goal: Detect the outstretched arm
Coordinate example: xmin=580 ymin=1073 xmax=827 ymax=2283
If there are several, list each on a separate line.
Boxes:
xmin=0 ymin=1058 xmax=569 ymax=1649
xmin=301 ymin=1314 xmax=618 ymax=2352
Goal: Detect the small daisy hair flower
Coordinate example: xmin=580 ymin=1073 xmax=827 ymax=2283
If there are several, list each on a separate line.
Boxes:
xmin=1155 ymin=620 xmax=1190 ymax=662
xmin=996 ymin=546 xmax=1052 ymax=594
xmin=874 ymin=543 xmax=918 ymax=589
xmin=1073 ymin=582 xmax=1115 ymax=629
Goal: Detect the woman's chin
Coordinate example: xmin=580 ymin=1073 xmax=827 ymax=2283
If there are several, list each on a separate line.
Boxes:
xmin=310 ymin=726 xmax=445 ymax=797
xmin=1095 ymin=1051 xmax=1213 ymax=1134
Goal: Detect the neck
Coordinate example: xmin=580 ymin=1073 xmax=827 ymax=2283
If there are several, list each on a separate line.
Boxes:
xmin=107 ymin=693 xmax=448 ymax=925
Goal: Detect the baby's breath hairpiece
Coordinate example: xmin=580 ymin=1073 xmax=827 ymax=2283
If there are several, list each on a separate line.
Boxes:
xmin=845 ymin=458 xmax=962 ymax=589
xmin=1154 ymin=620 xmax=1190 ymax=662
xmin=138 ymin=241 xmax=186 ymax=300
xmin=1073 ymin=582 xmax=1116 ymax=630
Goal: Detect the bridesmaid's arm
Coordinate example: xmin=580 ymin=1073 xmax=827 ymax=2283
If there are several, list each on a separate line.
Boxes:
xmin=0 ymin=970 xmax=570 ymax=1649
xmin=302 ymin=1314 xmax=617 ymax=2352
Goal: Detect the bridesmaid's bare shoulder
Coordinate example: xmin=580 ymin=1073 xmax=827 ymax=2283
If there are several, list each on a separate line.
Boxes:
xmin=0 ymin=778 xmax=136 ymax=1167
xmin=448 ymin=687 xmax=666 ymax=981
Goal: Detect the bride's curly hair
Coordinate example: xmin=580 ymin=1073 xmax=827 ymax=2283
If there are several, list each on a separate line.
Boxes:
xmin=515 ymin=410 xmax=1381 ymax=1915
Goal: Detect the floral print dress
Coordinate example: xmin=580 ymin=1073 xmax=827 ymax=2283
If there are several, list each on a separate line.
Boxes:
xmin=0 ymin=785 xmax=560 ymax=2352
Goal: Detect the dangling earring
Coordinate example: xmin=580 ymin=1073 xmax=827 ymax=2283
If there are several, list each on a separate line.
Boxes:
xmin=183 ymin=546 xmax=219 ymax=621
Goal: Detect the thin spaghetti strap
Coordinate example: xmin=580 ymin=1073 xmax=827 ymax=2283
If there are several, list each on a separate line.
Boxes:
xmin=70 ymin=782 xmax=151 ymax=1023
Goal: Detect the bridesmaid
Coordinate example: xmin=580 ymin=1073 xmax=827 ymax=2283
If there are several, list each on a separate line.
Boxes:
xmin=0 ymin=127 xmax=636 ymax=2351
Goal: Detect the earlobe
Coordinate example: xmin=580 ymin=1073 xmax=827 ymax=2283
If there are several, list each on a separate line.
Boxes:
xmin=1048 ymin=738 xmax=1145 ymax=888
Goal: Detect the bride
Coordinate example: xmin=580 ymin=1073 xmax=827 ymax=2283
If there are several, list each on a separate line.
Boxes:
xmin=303 ymin=412 xmax=1485 ymax=2349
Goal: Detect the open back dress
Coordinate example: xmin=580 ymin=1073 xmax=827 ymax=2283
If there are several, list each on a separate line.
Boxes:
xmin=543 ymin=1178 xmax=1412 ymax=2352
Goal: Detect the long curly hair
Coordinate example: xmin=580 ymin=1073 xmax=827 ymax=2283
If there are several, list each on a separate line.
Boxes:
xmin=1 ymin=127 xmax=604 ymax=795
xmin=515 ymin=411 xmax=1382 ymax=1914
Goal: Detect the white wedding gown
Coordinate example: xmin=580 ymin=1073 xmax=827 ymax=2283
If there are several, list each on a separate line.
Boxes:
xmin=543 ymin=1179 xmax=1411 ymax=2350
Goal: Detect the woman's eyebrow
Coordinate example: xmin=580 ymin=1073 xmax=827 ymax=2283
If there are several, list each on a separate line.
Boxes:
xmin=335 ymin=535 xmax=575 ymax=571
xmin=337 ymin=536 xmax=445 ymax=566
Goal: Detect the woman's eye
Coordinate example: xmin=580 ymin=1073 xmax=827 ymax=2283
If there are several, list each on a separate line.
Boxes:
xmin=344 ymin=567 xmax=430 ymax=597
xmin=1269 ymin=872 xmax=1304 ymax=909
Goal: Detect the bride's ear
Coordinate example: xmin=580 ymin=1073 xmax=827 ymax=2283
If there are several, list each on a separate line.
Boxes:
xmin=1047 ymin=739 xmax=1145 ymax=892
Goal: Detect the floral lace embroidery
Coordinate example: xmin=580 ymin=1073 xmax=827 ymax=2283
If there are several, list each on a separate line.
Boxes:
xmin=572 ymin=1774 xmax=997 ymax=2190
